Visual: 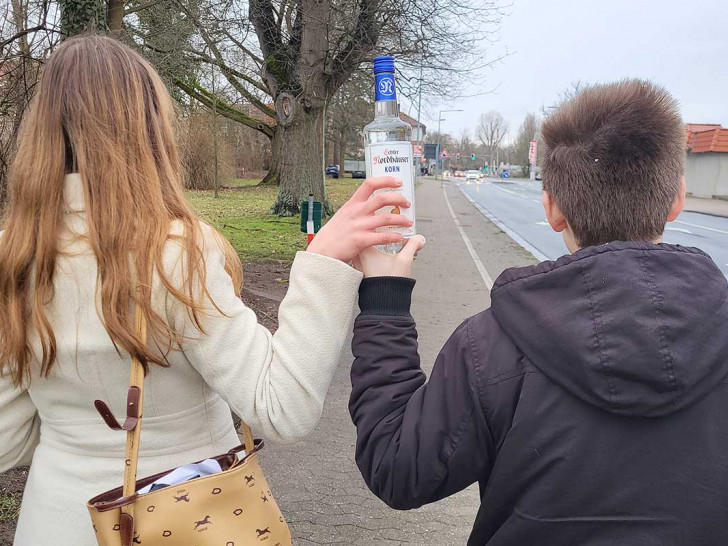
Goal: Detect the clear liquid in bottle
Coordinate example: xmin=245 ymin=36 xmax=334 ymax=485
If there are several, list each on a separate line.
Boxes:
xmin=363 ymin=56 xmax=416 ymax=254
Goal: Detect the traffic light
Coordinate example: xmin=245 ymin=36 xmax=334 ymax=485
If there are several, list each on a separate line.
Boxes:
xmin=471 ymin=153 xmax=476 ymax=161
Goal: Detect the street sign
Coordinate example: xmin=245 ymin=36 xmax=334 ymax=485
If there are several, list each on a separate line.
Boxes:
xmin=424 ymin=143 xmax=439 ymax=160
xmin=440 ymin=149 xmax=449 ymax=159
xmin=529 ymin=140 xmax=538 ymax=165
xmin=456 ymin=152 xmax=461 ymax=160
xmin=413 ymin=144 xmax=423 ymax=158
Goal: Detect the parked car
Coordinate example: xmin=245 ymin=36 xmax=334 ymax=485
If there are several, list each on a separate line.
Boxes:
xmin=326 ymin=165 xmax=340 ymax=178
xmin=351 ymin=170 xmax=366 ymax=179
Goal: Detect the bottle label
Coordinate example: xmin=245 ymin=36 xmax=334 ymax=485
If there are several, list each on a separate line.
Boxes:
xmin=375 ymin=73 xmax=396 ymax=102
xmin=365 ymin=141 xmax=416 ymax=238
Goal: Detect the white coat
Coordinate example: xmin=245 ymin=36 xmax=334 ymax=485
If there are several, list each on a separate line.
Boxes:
xmin=0 ymin=174 xmax=362 ymax=545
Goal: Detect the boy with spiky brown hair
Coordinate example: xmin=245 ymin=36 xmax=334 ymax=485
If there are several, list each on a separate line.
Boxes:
xmin=349 ymin=80 xmax=728 ymax=545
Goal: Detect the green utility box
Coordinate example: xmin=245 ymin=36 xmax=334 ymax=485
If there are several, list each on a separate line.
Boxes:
xmin=300 ymin=200 xmax=323 ymax=233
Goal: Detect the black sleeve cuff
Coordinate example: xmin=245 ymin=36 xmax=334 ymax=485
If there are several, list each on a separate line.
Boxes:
xmin=358 ymin=277 xmax=415 ymax=317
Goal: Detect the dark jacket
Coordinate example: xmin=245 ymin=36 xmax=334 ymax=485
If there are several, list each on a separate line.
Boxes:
xmin=350 ymin=242 xmax=728 ymax=545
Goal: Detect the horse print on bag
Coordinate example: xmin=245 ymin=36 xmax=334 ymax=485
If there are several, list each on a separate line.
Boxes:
xmin=194 ymin=515 xmax=212 ymax=530
xmin=256 ymin=527 xmax=271 ymax=539
xmin=174 ymin=493 xmax=190 ymax=502
xmin=245 ymin=475 xmax=255 ymax=487
xmin=133 ymin=533 xmax=142 ymax=544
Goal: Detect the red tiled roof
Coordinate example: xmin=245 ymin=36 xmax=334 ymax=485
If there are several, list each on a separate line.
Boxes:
xmin=686 ymin=123 xmax=728 ymax=153
xmin=399 ymin=112 xmax=426 ymax=130
xmin=686 ymin=123 xmax=721 ymax=133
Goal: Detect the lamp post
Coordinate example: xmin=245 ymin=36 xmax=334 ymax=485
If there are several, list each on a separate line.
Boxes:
xmin=436 ymin=109 xmax=463 ymax=180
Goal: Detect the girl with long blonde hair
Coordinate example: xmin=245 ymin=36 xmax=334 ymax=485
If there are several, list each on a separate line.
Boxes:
xmin=0 ymin=35 xmax=411 ymax=544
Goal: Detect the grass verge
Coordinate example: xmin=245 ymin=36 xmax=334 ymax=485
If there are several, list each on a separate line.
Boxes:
xmin=185 ymin=178 xmax=361 ymax=263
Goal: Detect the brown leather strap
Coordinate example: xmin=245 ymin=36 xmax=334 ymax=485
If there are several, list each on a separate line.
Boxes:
xmin=97 ymin=276 xmax=257 ymax=546
xmin=119 ymin=302 xmax=147 ymax=545
xmin=240 ymin=420 xmax=255 ymax=454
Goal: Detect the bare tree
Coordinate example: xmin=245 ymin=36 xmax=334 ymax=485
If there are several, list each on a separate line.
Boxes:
xmin=477 ymin=110 xmax=507 ymax=169
xmin=511 ymin=112 xmax=539 ymax=177
xmin=129 ymin=0 xmax=506 ymax=215
xmin=541 ymin=80 xmax=586 ymax=117
xmin=326 ymin=69 xmax=373 ymax=170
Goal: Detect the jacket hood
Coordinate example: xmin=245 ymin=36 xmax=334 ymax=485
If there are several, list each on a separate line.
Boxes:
xmin=491 ymin=242 xmax=728 ymax=418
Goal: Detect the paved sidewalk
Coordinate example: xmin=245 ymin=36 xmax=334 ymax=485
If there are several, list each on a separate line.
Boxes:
xmin=260 ymin=178 xmax=535 ymax=544
xmin=684 ymin=195 xmax=728 ymax=218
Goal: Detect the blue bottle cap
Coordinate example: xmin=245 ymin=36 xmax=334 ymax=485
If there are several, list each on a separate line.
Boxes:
xmin=373 ymin=56 xmax=395 ymax=75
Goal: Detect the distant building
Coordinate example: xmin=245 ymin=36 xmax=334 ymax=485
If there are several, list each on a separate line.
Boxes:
xmin=685 ymin=123 xmax=728 ymax=199
xmin=399 ymin=112 xmax=426 ymax=142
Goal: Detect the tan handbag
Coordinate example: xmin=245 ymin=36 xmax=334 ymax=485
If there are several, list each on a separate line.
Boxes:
xmin=87 ymin=304 xmax=292 ymax=546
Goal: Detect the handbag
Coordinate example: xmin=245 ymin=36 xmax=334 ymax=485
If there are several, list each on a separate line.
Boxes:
xmin=87 ymin=303 xmax=292 ymax=546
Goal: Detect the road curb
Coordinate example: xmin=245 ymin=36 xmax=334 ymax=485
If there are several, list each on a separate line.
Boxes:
xmin=682 ymin=209 xmax=728 ymax=219
xmin=456 ymin=184 xmax=550 ymax=263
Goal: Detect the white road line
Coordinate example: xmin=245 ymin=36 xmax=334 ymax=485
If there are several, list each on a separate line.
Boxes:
xmin=458 ymin=185 xmax=551 ymax=263
xmin=673 ymin=220 xmax=728 ymax=236
xmin=665 ymin=227 xmax=693 ymax=234
xmin=494 ymin=186 xmax=526 ymax=199
xmin=442 ymin=185 xmax=494 ymax=290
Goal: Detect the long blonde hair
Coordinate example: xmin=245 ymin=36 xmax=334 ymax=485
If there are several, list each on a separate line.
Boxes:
xmin=0 ymin=35 xmax=243 ymax=386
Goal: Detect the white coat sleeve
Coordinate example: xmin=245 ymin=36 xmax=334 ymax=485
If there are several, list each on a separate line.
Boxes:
xmin=166 ymin=224 xmax=363 ymax=442
xmin=0 ymin=376 xmax=41 ymax=472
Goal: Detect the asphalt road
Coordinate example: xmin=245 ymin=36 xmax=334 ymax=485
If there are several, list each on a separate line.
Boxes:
xmin=458 ymin=177 xmax=728 ymax=277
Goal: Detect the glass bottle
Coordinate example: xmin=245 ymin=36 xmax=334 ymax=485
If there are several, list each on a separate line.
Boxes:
xmin=363 ymin=56 xmax=416 ymax=254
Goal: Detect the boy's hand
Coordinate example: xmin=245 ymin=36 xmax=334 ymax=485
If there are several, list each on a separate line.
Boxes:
xmin=306 ymin=177 xmax=412 ymax=263
xmin=352 ymin=235 xmax=426 ymax=278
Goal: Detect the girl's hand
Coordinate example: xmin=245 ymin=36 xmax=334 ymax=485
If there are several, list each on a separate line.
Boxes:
xmin=352 ymin=235 xmax=426 ymax=278
xmin=307 ymin=177 xmax=413 ymax=263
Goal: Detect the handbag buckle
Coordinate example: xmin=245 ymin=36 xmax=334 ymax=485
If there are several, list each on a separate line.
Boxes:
xmin=94 ymin=387 xmax=141 ymax=431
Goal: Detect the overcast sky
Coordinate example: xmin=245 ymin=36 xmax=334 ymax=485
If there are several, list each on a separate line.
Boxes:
xmin=403 ymin=0 xmax=728 ymax=144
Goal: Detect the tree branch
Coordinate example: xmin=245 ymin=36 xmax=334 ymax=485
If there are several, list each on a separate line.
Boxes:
xmin=187 ymin=48 xmax=270 ymax=96
xmin=0 ymin=25 xmax=49 ymax=51
xmin=124 ymin=0 xmax=165 ymax=16
xmin=249 ymin=0 xmax=282 ymax=60
xmin=220 ymin=28 xmax=264 ymax=66
xmin=330 ymin=0 xmax=381 ymax=89
xmin=174 ymin=78 xmax=275 ymax=138
xmin=289 ymin=0 xmax=301 ymax=52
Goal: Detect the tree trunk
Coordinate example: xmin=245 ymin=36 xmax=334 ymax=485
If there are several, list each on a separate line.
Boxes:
xmin=260 ymin=132 xmax=281 ymax=186
xmin=269 ymin=103 xmax=328 ymax=216
xmin=332 ymin=140 xmax=340 ymax=168
xmin=107 ymin=0 xmax=125 ymax=33
xmin=59 ymin=0 xmax=106 ymax=36
xmin=337 ymin=128 xmax=346 ymax=169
